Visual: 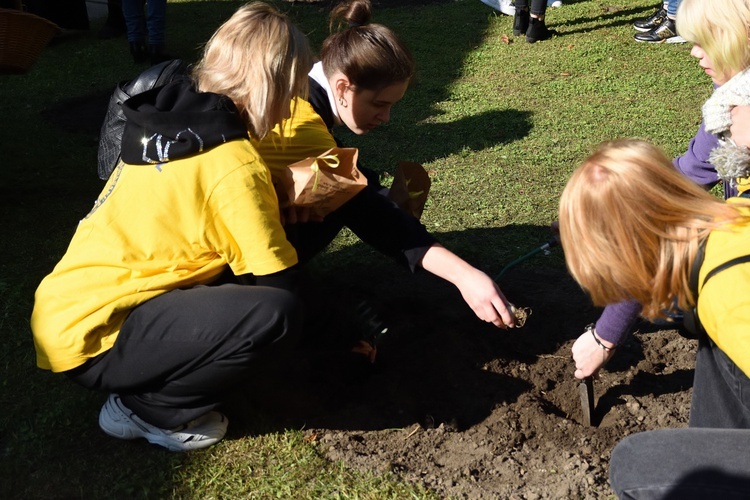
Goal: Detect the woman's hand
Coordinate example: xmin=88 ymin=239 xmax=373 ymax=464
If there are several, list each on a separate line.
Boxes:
xmin=454 ymin=267 xmax=515 ymax=328
xmin=571 ymin=326 xmax=616 ymax=379
xmin=730 ymin=105 xmax=750 ymax=148
xmin=419 ymin=244 xmax=515 ymax=328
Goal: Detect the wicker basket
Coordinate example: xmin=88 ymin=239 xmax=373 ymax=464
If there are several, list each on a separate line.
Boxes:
xmin=0 ymin=8 xmax=60 ymax=74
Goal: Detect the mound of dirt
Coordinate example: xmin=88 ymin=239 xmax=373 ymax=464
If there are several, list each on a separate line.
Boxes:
xmin=232 ymin=261 xmax=695 ymax=498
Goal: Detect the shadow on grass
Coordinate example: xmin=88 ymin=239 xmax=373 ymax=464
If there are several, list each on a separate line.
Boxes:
xmin=556 ymin=4 xmax=658 ymax=36
xmin=224 ymin=223 xmax=594 ymax=435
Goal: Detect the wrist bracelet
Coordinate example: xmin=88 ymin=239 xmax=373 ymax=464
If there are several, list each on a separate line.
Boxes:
xmin=586 ymin=324 xmax=616 ymax=352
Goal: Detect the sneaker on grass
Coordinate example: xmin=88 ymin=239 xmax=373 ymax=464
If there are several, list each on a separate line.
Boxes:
xmin=99 ymin=394 xmax=228 ymax=452
xmin=480 ymin=0 xmax=515 ymax=16
xmin=633 ymin=7 xmax=667 ymax=32
xmin=634 ymin=17 xmax=685 ymax=43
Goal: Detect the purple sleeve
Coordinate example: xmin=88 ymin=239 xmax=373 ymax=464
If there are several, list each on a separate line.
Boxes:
xmin=595 ymin=300 xmax=642 ymax=345
xmin=673 ymin=121 xmax=720 ymax=188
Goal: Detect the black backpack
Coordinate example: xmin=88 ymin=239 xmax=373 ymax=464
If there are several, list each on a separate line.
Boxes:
xmin=96 ymin=59 xmax=189 ymax=180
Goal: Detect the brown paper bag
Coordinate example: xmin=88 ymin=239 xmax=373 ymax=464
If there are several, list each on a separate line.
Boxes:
xmin=276 ymin=147 xmax=367 ymax=217
xmin=388 ymin=161 xmax=431 ymax=220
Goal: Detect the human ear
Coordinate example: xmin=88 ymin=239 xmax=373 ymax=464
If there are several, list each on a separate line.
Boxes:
xmin=333 ymin=76 xmax=351 ymax=100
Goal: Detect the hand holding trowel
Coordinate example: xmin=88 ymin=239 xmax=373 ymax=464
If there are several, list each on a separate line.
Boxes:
xmin=573 ymin=324 xmax=617 ymax=426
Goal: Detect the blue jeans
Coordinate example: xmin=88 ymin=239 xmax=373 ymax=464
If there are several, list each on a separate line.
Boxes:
xmin=666 ymin=0 xmax=682 ymax=18
xmin=122 ymin=0 xmax=167 ymax=45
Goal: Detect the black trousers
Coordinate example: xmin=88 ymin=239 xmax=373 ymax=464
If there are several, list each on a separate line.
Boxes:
xmin=284 ymin=182 xmax=435 ymax=272
xmin=514 ymin=0 xmax=547 ymax=17
xmin=66 ymin=284 xmax=303 ymax=428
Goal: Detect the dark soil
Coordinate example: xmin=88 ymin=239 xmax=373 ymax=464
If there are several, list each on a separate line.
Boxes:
xmin=231 ymin=260 xmax=695 ymax=499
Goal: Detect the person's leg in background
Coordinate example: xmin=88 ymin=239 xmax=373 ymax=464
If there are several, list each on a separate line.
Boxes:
xmin=121 ymin=0 xmax=147 ymax=62
xmin=515 ymin=0 xmax=553 ymax=43
xmin=144 ymin=0 xmax=170 ymax=64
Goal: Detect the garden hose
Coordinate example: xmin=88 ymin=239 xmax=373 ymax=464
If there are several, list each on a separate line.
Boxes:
xmin=495 ymin=235 xmax=560 ymax=280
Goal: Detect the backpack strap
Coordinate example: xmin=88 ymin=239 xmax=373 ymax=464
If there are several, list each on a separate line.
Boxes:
xmin=702 ymin=255 xmax=750 ymax=286
xmin=682 ymin=241 xmax=750 ymax=339
xmin=682 ymin=241 xmax=706 ymax=339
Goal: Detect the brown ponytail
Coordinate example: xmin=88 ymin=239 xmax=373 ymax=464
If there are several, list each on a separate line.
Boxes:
xmin=321 ymin=0 xmax=414 ymax=91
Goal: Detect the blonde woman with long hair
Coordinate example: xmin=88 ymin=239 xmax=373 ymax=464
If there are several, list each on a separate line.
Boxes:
xmin=30 ymin=3 xmax=313 ymax=452
xmin=559 ymin=139 xmax=750 ymax=497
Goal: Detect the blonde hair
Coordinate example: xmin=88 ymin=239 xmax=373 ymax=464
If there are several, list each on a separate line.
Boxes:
xmin=193 ymin=2 xmax=313 ymax=139
xmin=559 ymin=139 xmax=748 ymax=320
xmin=677 ymin=0 xmax=750 ymax=77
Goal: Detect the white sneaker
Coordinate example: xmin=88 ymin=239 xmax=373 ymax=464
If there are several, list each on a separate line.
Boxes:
xmin=480 ymin=0 xmax=515 ymax=16
xmin=99 ymin=394 xmax=228 ymax=452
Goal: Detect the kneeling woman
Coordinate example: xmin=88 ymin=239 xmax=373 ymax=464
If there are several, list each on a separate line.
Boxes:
xmin=30 ymin=3 xmax=313 ymax=452
xmin=256 ymin=0 xmax=516 ymax=329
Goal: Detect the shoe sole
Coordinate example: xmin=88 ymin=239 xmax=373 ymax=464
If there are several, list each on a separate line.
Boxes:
xmin=101 ymin=413 xmax=225 ymax=451
xmin=634 ymin=36 xmax=684 ymax=43
xmin=144 ymin=433 xmax=223 ymax=452
xmin=99 ymin=396 xmax=227 ymax=452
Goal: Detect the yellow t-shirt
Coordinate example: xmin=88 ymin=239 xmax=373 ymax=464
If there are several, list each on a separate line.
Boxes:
xmin=31 ymin=139 xmax=298 ymax=372
xmin=697 ymin=200 xmax=750 ymax=376
xmin=253 ymin=98 xmax=337 ymax=175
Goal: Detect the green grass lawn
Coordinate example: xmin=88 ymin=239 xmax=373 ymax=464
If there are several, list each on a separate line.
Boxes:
xmin=0 ymin=0 xmax=708 ymax=497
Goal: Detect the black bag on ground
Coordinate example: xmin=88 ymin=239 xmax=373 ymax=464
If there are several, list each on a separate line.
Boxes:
xmin=96 ymin=59 xmax=189 ymax=180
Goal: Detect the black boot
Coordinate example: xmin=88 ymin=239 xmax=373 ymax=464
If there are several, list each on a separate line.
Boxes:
xmin=513 ymin=8 xmax=530 ymax=36
xmin=129 ymin=41 xmax=148 ymax=64
xmin=526 ymin=17 xmax=553 ymax=43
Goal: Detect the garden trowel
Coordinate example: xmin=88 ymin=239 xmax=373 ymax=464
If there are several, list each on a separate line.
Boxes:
xmin=578 ymin=376 xmax=595 ymax=426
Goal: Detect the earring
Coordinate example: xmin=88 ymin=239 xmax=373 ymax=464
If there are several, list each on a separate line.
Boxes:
xmin=339 ymin=97 xmax=347 ymax=108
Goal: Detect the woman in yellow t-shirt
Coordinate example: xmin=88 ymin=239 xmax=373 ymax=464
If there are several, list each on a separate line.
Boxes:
xmin=30 ymin=3 xmax=313 ymax=452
